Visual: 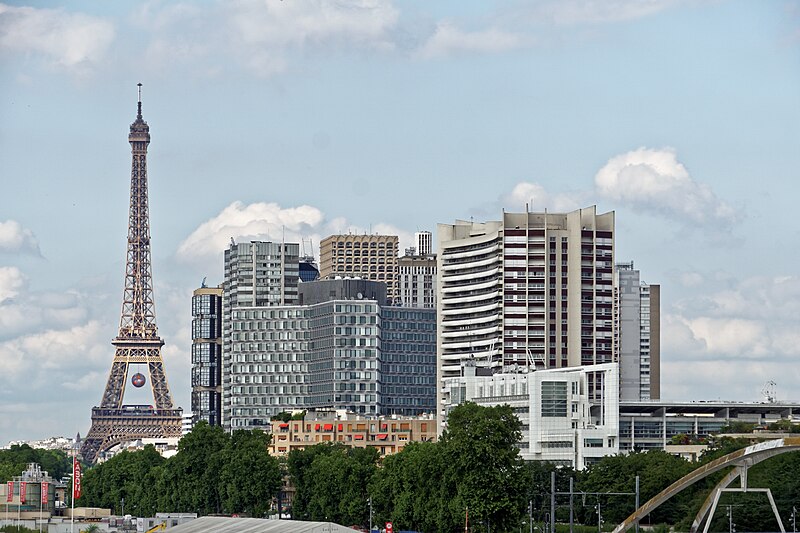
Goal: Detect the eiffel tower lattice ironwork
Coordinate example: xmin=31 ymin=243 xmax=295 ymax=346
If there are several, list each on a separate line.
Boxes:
xmin=81 ymin=85 xmax=182 ymax=463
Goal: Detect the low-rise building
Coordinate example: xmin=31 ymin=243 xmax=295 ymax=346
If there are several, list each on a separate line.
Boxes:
xmin=268 ymin=410 xmax=437 ymax=457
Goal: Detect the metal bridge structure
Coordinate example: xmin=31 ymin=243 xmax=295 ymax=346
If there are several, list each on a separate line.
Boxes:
xmin=80 ymin=85 xmax=182 ymax=464
xmin=612 ymin=437 xmax=800 ymax=533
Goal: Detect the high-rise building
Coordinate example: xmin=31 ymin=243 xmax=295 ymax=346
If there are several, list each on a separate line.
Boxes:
xmin=319 ymin=234 xmax=400 ymax=304
xmin=615 ymin=262 xmax=660 ymax=400
xmin=299 ymin=255 xmax=320 ymax=282
xmin=415 ymin=231 xmax=433 ymax=256
xmin=191 ymin=285 xmax=223 ymax=426
xmin=224 ymin=241 xmax=300 ymax=308
xmin=222 ymin=240 xmax=300 ymax=429
xmin=398 ymin=253 xmax=437 ymax=309
xmin=81 ymin=86 xmax=182 ymax=464
xmin=437 ymin=207 xmax=615 ymax=423
xmin=224 ymin=279 xmax=436 ymax=431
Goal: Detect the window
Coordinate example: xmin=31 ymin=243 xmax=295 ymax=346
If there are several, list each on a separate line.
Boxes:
xmin=541 ymin=381 xmax=568 ymax=417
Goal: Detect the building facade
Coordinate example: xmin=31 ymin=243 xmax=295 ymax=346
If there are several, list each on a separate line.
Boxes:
xmin=441 ymin=363 xmax=619 ymax=470
xmin=268 ymin=411 xmax=437 ymax=457
xmin=191 ymin=286 xmax=223 ymax=426
xmin=222 ymin=241 xmax=300 ymax=429
xmin=614 ymin=262 xmax=660 ymax=400
xmin=437 ymin=207 xmax=615 ymax=422
xmin=398 ymin=253 xmax=437 ymax=309
xmin=319 ymin=234 xmax=400 ymax=304
xmin=225 ymin=279 xmax=436 ymax=432
xmin=415 ymin=231 xmax=433 ymax=256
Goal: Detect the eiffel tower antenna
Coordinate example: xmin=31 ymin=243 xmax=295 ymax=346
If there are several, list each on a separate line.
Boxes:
xmin=81 ymin=84 xmax=182 ymax=464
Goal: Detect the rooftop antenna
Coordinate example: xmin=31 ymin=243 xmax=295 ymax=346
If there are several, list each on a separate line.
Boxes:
xmin=137 ymin=83 xmax=143 ymax=119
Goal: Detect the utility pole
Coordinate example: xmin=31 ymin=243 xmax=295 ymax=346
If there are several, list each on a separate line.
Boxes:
xmin=569 ymin=477 xmax=574 ymax=533
xmin=551 ymin=471 xmax=556 ymax=533
xmin=596 ymin=500 xmax=602 ymax=533
xmin=791 ymin=506 xmax=796 ymax=533
xmin=369 ymin=496 xmax=373 ymax=532
xmin=634 ymin=475 xmax=639 ymax=533
xmin=529 ymin=500 xmax=533 ymax=533
xmin=726 ymin=505 xmax=735 ymax=533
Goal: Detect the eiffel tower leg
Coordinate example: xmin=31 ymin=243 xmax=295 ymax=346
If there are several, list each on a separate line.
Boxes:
xmin=100 ymin=360 xmax=129 ymax=409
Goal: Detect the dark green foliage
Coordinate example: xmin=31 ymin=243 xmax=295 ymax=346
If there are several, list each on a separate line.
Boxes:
xmin=0 ymin=444 xmax=72 ymax=482
xmin=288 ymin=443 xmax=378 ymax=526
xmin=579 ymin=450 xmax=694 ymax=526
xmin=0 ymin=526 xmax=39 ymax=533
xmin=80 ymin=422 xmax=281 ymax=517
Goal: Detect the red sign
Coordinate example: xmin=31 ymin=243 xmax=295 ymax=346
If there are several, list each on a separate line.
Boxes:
xmin=41 ymin=482 xmax=48 ymax=505
xmin=6 ymin=482 xmax=11 ymax=502
xmin=385 ymin=522 xmax=393 ymax=533
xmin=72 ymin=458 xmax=82 ymax=501
xmin=19 ymin=482 xmax=26 ymax=504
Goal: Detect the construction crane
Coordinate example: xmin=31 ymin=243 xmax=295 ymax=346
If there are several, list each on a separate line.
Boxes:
xmin=761 ymin=381 xmax=777 ymax=403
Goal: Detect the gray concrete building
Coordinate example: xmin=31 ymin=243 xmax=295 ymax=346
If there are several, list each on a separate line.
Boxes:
xmin=398 ymin=253 xmax=436 ymax=309
xmin=615 ymin=262 xmax=660 ymax=400
xmin=225 ymin=279 xmax=436 ymax=431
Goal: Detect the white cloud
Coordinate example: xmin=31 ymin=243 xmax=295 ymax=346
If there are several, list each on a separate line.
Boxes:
xmin=664 ymin=275 xmax=800 ymax=362
xmin=137 ymin=0 xmax=399 ymax=76
xmin=530 ymin=0 xmax=686 ymax=26
xmin=0 ymin=266 xmax=26 ymax=303
xmin=0 ymin=220 xmax=40 ymax=255
xmin=0 ymin=3 xmax=114 ymax=68
xmin=503 ymin=182 xmax=589 ymax=213
xmin=176 ymin=200 xmax=415 ymax=263
xmin=417 ymin=22 xmax=527 ymax=59
xmin=594 ymin=147 xmax=738 ymax=228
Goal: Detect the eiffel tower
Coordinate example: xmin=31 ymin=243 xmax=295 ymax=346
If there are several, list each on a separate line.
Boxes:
xmin=81 ymin=85 xmax=182 ymax=463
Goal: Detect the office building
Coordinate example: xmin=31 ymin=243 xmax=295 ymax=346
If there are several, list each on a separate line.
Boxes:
xmin=615 ymin=262 xmax=660 ymax=400
xmin=222 ymin=240 xmax=300 ymax=429
xmin=437 ymin=207 xmax=615 ymax=422
xmin=415 ymin=231 xmax=433 ymax=256
xmin=398 ymin=253 xmax=437 ymax=309
xmin=225 ymin=279 xmax=436 ymax=432
xmin=319 ymin=234 xmax=400 ymax=304
xmin=299 ymin=255 xmax=320 ymax=282
xmin=441 ymin=363 xmax=619 ymax=470
xmin=191 ymin=286 xmax=223 ymax=426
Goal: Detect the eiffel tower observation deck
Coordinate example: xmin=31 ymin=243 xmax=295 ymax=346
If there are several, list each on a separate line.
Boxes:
xmin=81 ymin=85 xmax=182 ymax=464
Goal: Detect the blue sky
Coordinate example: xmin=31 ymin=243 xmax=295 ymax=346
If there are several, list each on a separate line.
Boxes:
xmin=1 ymin=0 xmax=799 ymax=444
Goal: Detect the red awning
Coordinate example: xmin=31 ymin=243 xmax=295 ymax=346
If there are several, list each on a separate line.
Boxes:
xmin=278 ymin=423 xmax=289 ymax=428
xmin=376 ymin=434 xmax=388 ymax=440
xmin=323 ymin=423 xmax=334 ymax=431
xmin=354 ymin=434 xmax=364 ymax=440
xmin=314 ymin=423 xmax=321 ymax=431
xmin=337 ymin=424 xmax=343 ymax=432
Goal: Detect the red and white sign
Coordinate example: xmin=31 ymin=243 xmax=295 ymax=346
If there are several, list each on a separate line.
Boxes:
xmin=19 ymin=482 xmax=26 ymax=504
xmin=6 ymin=482 xmax=11 ymax=502
xmin=385 ymin=522 xmax=393 ymax=533
xmin=41 ymin=482 xmax=48 ymax=505
xmin=72 ymin=458 xmax=82 ymax=501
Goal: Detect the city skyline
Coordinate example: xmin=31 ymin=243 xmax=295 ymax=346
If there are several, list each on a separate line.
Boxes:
xmin=1 ymin=1 xmax=800 ymax=444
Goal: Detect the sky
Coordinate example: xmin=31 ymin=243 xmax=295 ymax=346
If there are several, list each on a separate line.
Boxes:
xmin=1 ymin=0 xmax=799 ymax=445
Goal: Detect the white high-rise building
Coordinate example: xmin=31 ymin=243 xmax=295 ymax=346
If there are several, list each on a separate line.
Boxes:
xmin=436 ymin=206 xmax=615 ymax=425
xmin=415 ymin=231 xmax=433 ymax=256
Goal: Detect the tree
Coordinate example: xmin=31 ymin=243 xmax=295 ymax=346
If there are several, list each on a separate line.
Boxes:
xmin=289 ymin=443 xmax=379 ymax=526
xmin=438 ymin=402 xmax=527 ymax=532
xmin=217 ymin=429 xmax=281 ymax=517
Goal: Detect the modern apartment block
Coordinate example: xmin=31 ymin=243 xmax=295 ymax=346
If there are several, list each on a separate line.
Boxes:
xmin=224 ymin=279 xmax=436 ymax=432
xmin=222 ymin=240 xmax=300 ymax=429
xmin=319 ymin=234 xmax=400 ymax=304
xmin=615 ymin=262 xmax=660 ymax=400
xmin=224 ymin=240 xmax=300 ymax=308
xmin=398 ymin=253 xmax=437 ymax=309
xmin=191 ymin=286 xmax=223 ymax=426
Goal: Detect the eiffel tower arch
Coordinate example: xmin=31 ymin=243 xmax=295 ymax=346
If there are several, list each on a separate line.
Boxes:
xmin=81 ymin=85 xmax=182 ymax=464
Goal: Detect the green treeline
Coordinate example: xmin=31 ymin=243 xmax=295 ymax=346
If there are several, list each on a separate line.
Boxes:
xmin=0 ymin=444 xmax=72 ymax=482
xmin=79 ymin=423 xmax=281 ymax=517
xmin=77 ymin=405 xmax=800 ymax=532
